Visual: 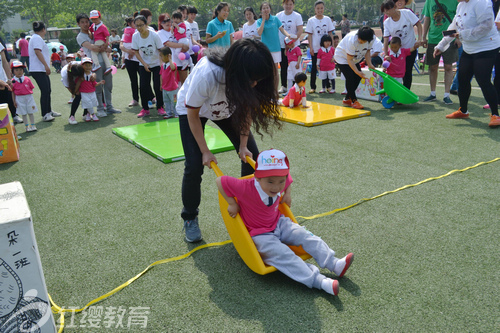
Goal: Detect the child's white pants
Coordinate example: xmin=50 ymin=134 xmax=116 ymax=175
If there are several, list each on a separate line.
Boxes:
xmin=252 ymin=216 xmax=336 ymax=290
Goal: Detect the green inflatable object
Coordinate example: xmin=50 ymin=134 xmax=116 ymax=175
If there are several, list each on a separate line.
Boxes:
xmin=113 ymin=118 xmax=235 ymax=163
xmin=369 ymin=68 xmax=419 ymax=108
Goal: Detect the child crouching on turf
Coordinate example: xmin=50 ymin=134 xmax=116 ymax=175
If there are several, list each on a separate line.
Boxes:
xmin=281 ymin=72 xmax=308 ymax=108
xmin=216 ymin=149 xmax=354 ymax=296
xmin=317 ymin=34 xmax=336 ymax=94
xmin=11 ymin=61 xmax=38 ymax=132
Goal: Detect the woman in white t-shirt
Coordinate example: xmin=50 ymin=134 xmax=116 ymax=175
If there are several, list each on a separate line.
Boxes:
xmin=132 ymin=15 xmax=165 ymax=118
xmin=276 ymin=0 xmax=303 ymax=93
xmin=176 ymin=38 xmax=281 ymax=243
xmin=29 ymin=21 xmax=60 ymax=122
xmin=242 ymin=7 xmax=259 ymax=39
xmin=381 ymin=0 xmax=422 ymax=89
xmin=434 ymin=0 xmax=500 ymax=127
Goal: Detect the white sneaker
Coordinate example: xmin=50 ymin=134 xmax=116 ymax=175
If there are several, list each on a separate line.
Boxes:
xmin=68 ymin=98 xmax=74 ymax=104
xmin=85 ymin=114 xmax=91 ymax=122
xmin=278 ymin=86 xmax=287 ymax=93
xmin=332 ymin=253 xmax=354 ymax=278
xmin=329 ymin=89 xmax=336 ymax=94
xmin=13 ymin=115 xmax=23 ymax=123
xmin=30 ymin=125 xmax=37 ymax=131
xmin=43 ymin=113 xmax=55 ymax=122
xmin=319 ymin=89 xmax=326 ymax=94
xmin=91 ymin=114 xmax=99 ymax=121
xmin=96 ymin=110 xmax=108 ymax=117
xmin=51 ymin=111 xmax=61 ymax=117
xmin=128 ymin=100 xmax=138 ymax=107
xmin=68 ymin=116 xmax=78 ymax=125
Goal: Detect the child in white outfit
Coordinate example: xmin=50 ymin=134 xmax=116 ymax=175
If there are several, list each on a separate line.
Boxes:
xmin=216 ymin=149 xmax=354 ymax=296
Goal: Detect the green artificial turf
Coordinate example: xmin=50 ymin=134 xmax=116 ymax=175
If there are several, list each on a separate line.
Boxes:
xmin=1 ymin=69 xmax=499 ymax=332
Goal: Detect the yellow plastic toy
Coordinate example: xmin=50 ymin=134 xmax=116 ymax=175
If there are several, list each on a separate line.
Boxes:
xmin=211 ymin=157 xmax=311 ymax=275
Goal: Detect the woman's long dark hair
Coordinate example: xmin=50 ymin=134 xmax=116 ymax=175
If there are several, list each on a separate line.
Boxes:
xmin=67 ymin=63 xmax=84 ymax=95
xmin=206 ymin=39 xmax=281 ymax=137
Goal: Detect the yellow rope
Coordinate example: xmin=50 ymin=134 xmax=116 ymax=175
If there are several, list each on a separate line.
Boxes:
xmin=296 ymin=157 xmax=500 ymax=220
xmin=49 ymin=240 xmax=232 ymax=332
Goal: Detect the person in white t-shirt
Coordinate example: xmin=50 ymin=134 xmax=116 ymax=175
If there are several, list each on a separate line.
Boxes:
xmin=132 ymin=15 xmax=165 ymax=118
xmin=433 ymin=0 xmax=500 ymax=127
xmin=334 ymin=27 xmax=376 ymax=110
xmin=305 ymin=0 xmax=335 ymax=93
xmin=176 ymin=39 xmax=281 ymax=243
xmin=382 ymin=0 xmax=422 ymax=89
xmin=276 ymin=0 xmax=303 ymax=93
xmin=29 ymin=21 xmax=61 ymax=122
xmin=242 ymin=7 xmax=260 ymax=39
xmin=370 ymin=36 xmax=384 ymax=67
xmin=187 ymin=6 xmax=202 ymax=65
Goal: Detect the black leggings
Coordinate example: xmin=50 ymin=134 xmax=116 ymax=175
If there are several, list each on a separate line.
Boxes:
xmin=310 ymin=54 xmax=318 ymax=90
xmin=125 ymin=59 xmax=140 ymax=102
xmin=494 ymin=51 xmax=500 ymax=103
xmin=280 ymin=48 xmax=288 ymax=88
xmin=138 ymin=66 xmax=163 ymax=111
xmin=71 ymin=94 xmax=81 ymax=117
xmin=403 ymin=49 xmax=417 ymax=90
xmin=338 ymin=63 xmax=362 ymax=102
xmin=31 ymin=72 xmax=52 ymax=116
xmin=458 ymin=48 xmax=499 ymax=116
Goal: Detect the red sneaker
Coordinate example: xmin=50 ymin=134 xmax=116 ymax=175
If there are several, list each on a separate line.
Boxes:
xmin=342 ymin=98 xmax=352 ymax=106
xmin=351 ymin=100 xmax=364 ymax=109
xmin=446 ymin=108 xmax=469 ymax=119
xmin=488 ymin=114 xmax=500 ymax=127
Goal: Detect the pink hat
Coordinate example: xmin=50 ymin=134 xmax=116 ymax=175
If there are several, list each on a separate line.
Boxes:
xmin=11 ymin=61 xmax=26 ymax=69
xmin=90 ymin=10 xmax=101 ymax=19
xmin=59 ymin=45 xmax=64 ymax=49
xmin=254 ymin=149 xmax=290 ymax=178
xmin=81 ymin=57 xmax=93 ymax=64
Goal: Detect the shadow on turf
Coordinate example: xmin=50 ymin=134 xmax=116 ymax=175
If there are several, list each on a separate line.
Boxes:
xmin=62 ymin=114 xmax=119 ymax=132
xmin=187 ymin=240 xmax=361 ymax=329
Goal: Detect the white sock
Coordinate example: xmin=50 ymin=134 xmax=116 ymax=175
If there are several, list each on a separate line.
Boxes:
xmin=430 ymin=91 xmax=436 ymax=96
xmin=444 ymin=92 xmax=450 ymax=98
xmin=321 ymin=278 xmax=338 ymax=295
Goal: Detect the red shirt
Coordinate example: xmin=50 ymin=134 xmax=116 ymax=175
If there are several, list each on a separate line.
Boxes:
xmin=282 ymin=84 xmax=306 ymax=107
xmin=317 ymin=46 xmax=335 ymax=71
xmin=220 ymin=175 xmax=293 ymax=236
xmin=287 ymin=46 xmax=302 ymax=63
xmin=51 ymin=53 xmax=61 ymax=62
xmin=387 ymin=47 xmax=411 ymax=78
xmin=160 ymin=62 xmax=178 ymax=91
xmin=19 ymin=38 xmax=29 ymax=57
xmin=12 ymin=77 xmax=34 ymax=96
xmin=78 ymin=76 xmax=97 ymax=93
xmin=90 ymin=23 xmax=110 ymax=42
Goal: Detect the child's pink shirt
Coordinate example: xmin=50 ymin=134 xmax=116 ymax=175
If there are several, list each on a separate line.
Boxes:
xmin=12 ymin=77 xmax=34 ymax=96
xmin=387 ymin=47 xmax=411 ymax=79
xmin=287 ymin=46 xmax=302 ymax=63
xmin=282 ymin=84 xmax=306 ymax=107
xmin=122 ymin=26 xmax=135 ymax=43
xmin=90 ymin=23 xmax=110 ymax=42
xmin=174 ymin=22 xmax=187 ymax=41
xmin=160 ymin=62 xmax=178 ymax=91
xmin=317 ymin=46 xmax=335 ymax=71
xmin=220 ymin=175 xmax=293 ymax=237
xmin=78 ymin=76 xmax=97 ymax=93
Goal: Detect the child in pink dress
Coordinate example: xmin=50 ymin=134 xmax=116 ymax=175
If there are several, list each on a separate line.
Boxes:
xmin=317 ymin=35 xmax=336 ymax=93
xmin=216 ymin=149 xmax=354 ymax=297
xmin=89 ymin=10 xmax=112 ymax=74
xmin=11 ymin=61 xmax=38 ymax=132
xmin=285 ymin=37 xmax=302 ymax=92
xmin=79 ymin=58 xmax=105 ymax=122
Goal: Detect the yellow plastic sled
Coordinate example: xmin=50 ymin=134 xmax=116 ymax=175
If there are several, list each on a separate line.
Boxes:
xmin=211 ymin=157 xmax=311 ymax=275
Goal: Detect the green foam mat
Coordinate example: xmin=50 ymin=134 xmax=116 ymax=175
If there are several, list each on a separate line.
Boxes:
xmin=112 ymin=118 xmax=235 ymax=163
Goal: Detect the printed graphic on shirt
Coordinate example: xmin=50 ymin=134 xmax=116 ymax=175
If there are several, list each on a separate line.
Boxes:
xmin=432 ymin=4 xmax=451 ymax=26
xmin=393 ymin=26 xmax=409 ymax=40
xmin=140 ymin=44 xmax=155 ymax=57
xmin=210 ymin=100 xmax=229 ymax=119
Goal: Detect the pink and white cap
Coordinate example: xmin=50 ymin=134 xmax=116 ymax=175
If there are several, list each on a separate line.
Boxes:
xmin=254 ymin=149 xmax=290 ymax=178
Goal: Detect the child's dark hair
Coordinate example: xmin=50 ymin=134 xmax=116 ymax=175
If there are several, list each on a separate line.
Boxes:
xmin=124 ymin=17 xmax=134 ymax=26
xmin=67 ymin=63 xmax=84 ymax=95
xmin=357 ymin=26 xmax=375 ymax=42
xmin=244 ymin=7 xmax=257 ymax=21
xmin=172 ymin=11 xmax=183 ymax=20
xmin=333 ymin=35 xmax=339 ymax=41
xmin=188 ymin=6 xmax=198 ymax=14
xmin=200 ymin=41 xmax=208 ymax=47
xmin=260 ymin=2 xmax=272 ymax=13
xmin=160 ymin=46 xmax=172 ymax=56
xmin=206 ymin=39 xmax=281 ymax=136
xmin=294 ymin=72 xmax=307 ymax=84
xmin=380 ymin=0 xmax=395 ymax=13
xmin=76 ymin=13 xmax=89 ymax=24
xmin=213 ymin=2 xmax=230 ymax=19
xmin=32 ymin=21 xmax=45 ymax=32
xmin=178 ymin=5 xmax=187 ymax=13
xmin=52 ymin=48 xmax=56 ymax=53
xmin=390 ymin=36 xmax=402 ymax=45
xmin=139 ymin=8 xmax=152 ymax=18
xmin=314 ymin=1 xmax=325 ymax=7
xmin=320 ymin=34 xmax=332 ymax=47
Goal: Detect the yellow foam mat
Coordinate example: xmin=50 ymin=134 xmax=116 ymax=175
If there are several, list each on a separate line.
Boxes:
xmin=280 ymin=101 xmax=370 ymax=127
